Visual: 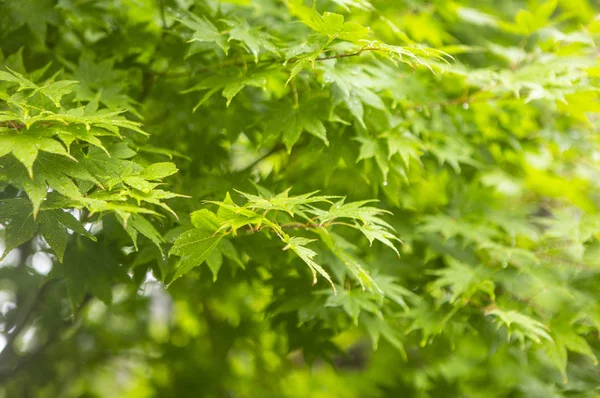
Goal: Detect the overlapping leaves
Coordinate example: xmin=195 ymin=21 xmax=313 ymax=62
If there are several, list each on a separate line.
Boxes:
xmin=169 ymin=189 xmax=401 ymax=292
xmin=0 ymin=64 xmax=182 ymax=262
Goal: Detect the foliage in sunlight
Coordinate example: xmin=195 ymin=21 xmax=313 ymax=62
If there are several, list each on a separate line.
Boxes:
xmin=0 ymin=0 xmax=599 ymax=396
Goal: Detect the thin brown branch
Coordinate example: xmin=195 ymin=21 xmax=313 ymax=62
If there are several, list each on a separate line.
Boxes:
xmin=0 ymin=121 xmax=25 ymax=130
xmin=276 ymin=219 xmax=357 ymax=230
xmin=159 ymin=47 xmax=383 ymax=80
xmin=314 ymin=47 xmax=380 ymax=61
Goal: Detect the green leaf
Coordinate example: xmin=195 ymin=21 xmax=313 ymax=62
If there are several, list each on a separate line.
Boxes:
xmin=322 ymin=12 xmax=345 ymax=37
xmin=206 ymin=247 xmax=223 ymax=281
xmin=124 ymin=176 xmax=158 ymax=193
xmin=59 ymin=239 xmax=127 ymax=306
xmin=0 ymin=156 xmax=47 ymax=216
xmin=178 ymin=15 xmax=229 ymax=53
xmin=216 ymin=192 xmax=238 ymax=220
xmin=126 ymin=214 xmax=164 ymax=254
xmin=38 ymin=209 xmax=96 ymax=262
xmin=487 ymin=308 xmax=552 ymax=345
xmin=0 ymin=198 xmax=36 ymax=259
xmin=39 ymin=80 xmax=78 ymax=107
xmin=267 ymin=100 xmax=331 ymax=151
xmin=330 ymin=0 xmax=373 ymax=11
xmin=338 ymin=22 xmax=370 ymax=42
xmin=317 ymin=229 xmax=380 ymax=292
xmin=354 ymin=136 xmax=389 ymax=180
xmin=363 ymin=314 xmax=406 ymax=358
xmin=227 ymin=20 xmax=277 ymax=61
xmin=283 ymin=236 xmax=337 ymax=293
xmin=218 ymin=238 xmax=244 ymax=268
xmin=169 ymin=228 xmax=223 ymax=284
xmin=384 ymin=130 xmax=422 ymax=168
xmin=51 ymin=125 xmax=109 ymax=154
xmin=0 ymin=130 xmax=73 ymax=177
xmin=191 ymin=209 xmax=221 ymax=230
xmin=428 ymin=257 xmax=495 ymax=304
xmin=324 ymin=288 xmax=382 ymax=324
xmin=141 ymin=162 xmax=178 ymax=180
xmin=374 ymin=275 xmax=415 ymax=310
xmin=0 ymin=67 xmax=37 ymax=90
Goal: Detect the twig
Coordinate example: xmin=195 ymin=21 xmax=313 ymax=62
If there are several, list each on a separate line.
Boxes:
xmin=264 ymin=219 xmax=357 ymax=232
xmin=0 ymin=121 xmax=25 ymax=130
xmin=314 ymin=47 xmax=380 ymax=61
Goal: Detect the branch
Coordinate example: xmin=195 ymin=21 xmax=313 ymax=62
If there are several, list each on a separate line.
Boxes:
xmin=0 ymin=120 xmax=25 ymax=130
xmin=277 ymin=220 xmax=358 ymax=230
xmin=0 ymin=279 xmax=60 ymax=363
xmin=0 ymin=292 xmax=93 ymax=385
xmin=314 ymin=47 xmax=380 ymax=61
xmin=236 ymin=144 xmax=285 ymax=173
xmin=159 ymin=47 xmax=384 ymax=80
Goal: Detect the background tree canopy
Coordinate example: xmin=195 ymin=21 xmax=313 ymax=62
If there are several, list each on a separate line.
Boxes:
xmin=0 ymin=0 xmax=599 ymax=396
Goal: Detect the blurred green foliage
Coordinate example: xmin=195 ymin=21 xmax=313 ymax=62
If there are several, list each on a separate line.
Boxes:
xmin=0 ymin=0 xmax=599 ymax=396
